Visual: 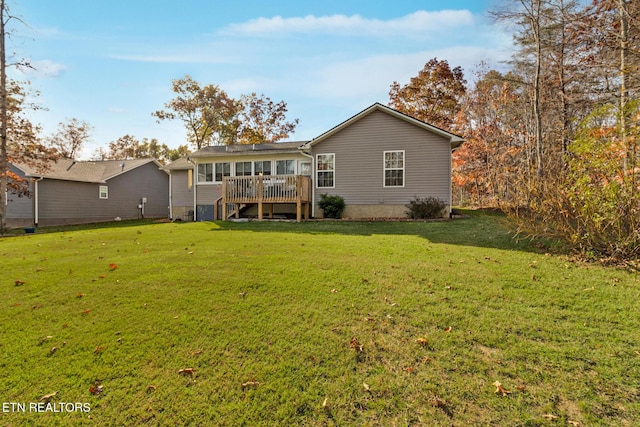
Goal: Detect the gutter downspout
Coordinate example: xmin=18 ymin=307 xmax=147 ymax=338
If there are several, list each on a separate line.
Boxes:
xmin=168 ymin=172 xmax=173 ymax=220
xmin=299 ymin=146 xmax=315 ymax=218
xmin=34 ymin=177 xmax=43 ymax=226
xmin=186 ymin=157 xmax=196 ymax=222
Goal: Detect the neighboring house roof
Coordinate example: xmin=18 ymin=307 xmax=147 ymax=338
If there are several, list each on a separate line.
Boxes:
xmin=303 ymin=103 xmax=465 ymax=150
xmin=12 ymin=158 xmax=165 ymax=183
xmin=161 ymin=157 xmax=193 ymax=171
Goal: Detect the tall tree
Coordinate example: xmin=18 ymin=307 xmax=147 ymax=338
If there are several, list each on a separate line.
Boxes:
xmin=46 ymin=118 xmax=93 ymax=159
xmin=388 ymin=58 xmax=467 ymax=132
xmin=0 ymin=2 xmax=55 ymax=232
xmin=237 ymin=93 xmax=299 ymax=145
xmin=0 ymin=0 xmax=9 ymax=232
xmin=152 ymin=75 xmax=240 ymax=149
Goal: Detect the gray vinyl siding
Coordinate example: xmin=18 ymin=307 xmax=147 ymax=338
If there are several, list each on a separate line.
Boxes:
xmin=37 ymin=162 xmax=169 ymax=225
xmin=171 ymin=170 xmax=193 ymax=206
xmin=6 ymin=165 xmax=34 ymax=227
xmin=107 ymin=162 xmax=169 ymax=218
xmin=310 ymin=109 xmax=452 ymax=206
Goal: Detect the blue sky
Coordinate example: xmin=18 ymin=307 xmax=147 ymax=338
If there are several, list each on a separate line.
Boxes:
xmin=9 ymin=0 xmax=512 ymax=158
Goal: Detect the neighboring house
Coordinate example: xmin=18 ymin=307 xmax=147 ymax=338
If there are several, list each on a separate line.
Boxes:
xmin=6 ymin=158 xmax=169 ymax=228
xmin=164 ymin=103 xmax=464 ymax=221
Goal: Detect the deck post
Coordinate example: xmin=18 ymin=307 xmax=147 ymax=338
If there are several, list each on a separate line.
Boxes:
xmin=221 ymin=180 xmax=227 ymax=220
xmin=257 ymin=177 xmax=263 ymax=221
xmin=296 ymin=177 xmax=302 ymax=222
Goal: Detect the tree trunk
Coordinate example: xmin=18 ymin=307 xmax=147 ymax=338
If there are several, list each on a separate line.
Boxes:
xmin=531 ymin=0 xmax=544 ymax=176
xmin=0 ymin=0 xmax=8 ymax=233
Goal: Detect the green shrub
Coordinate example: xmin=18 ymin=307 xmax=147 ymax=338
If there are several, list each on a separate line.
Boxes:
xmin=318 ymin=194 xmax=346 ymax=219
xmin=406 ymin=197 xmax=446 ymax=219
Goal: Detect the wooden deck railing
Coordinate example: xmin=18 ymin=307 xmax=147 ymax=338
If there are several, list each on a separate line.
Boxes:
xmin=221 ymin=175 xmax=311 ymax=221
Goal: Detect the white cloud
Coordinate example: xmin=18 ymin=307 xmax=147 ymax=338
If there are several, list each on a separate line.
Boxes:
xmin=224 ymin=10 xmax=474 ymax=38
xmin=304 ymin=45 xmax=512 ymax=102
xmin=17 ymin=59 xmax=67 ymax=78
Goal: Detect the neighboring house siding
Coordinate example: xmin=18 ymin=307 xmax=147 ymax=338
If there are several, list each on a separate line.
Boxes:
xmin=37 ymin=180 xmax=105 ymax=225
xmin=37 ymin=162 xmax=169 ymax=226
xmin=107 ymin=162 xmax=169 ymax=218
xmin=311 ymin=110 xmax=451 ymax=215
xmin=6 ymin=165 xmax=34 ymax=228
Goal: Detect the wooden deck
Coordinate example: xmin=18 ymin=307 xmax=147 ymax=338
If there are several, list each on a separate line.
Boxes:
xmin=218 ymin=175 xmax=312 ymax=221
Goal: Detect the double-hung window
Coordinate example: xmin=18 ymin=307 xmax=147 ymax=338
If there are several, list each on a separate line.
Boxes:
xmin=275 ymin=159 xmax=295 ymax=175
xmin=316 ymin=154 xmax=335 ymax=188
xmin=197 ymin=163 xmax=214 ymax=183
xmin=235 ymin=161 xmax=252 ymax=176
xmin=254 ymin=160 xmax=271 ymax=176
xmin=99 ymin=185 xmax=109 ymax=199
xmin=384 ymin=151 xmax=404 ymax=187
xmin=214 ymin=162 xmax=231 ymax=182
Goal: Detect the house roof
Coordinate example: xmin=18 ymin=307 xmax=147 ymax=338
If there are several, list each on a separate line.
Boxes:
xmin=13 ymin=158 xmax=164 ymax=183
xmin=161 ymin=157 xmax=193 ymax=171
xmin=188 ymin=141 xmax=306 ymax=159
xmin=302 ymin=103 xmax=465 ymax=150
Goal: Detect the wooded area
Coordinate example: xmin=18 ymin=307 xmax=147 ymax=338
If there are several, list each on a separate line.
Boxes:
xmin=391 ymin=0 xmax=640 ymax=260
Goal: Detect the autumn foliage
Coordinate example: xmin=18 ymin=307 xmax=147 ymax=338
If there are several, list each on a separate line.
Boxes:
xmin=393 ymin=0 xmax=640 ymax=260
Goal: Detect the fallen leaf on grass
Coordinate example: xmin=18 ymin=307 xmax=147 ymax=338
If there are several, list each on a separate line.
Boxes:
xmin=38 ymin=336 xmax=53 ymax=346
xmin=49 ymin=347 xmax=58 ymax=356
xmin=568 ymin=421 xmax=581 ymax=427
xmin=242 ymin=381 xmax=259 ymax=389
xmin=416 ymin=337 xmax=429 ymax=346
xmin=493 ymin=381 xmax=511 ymax=396
xmin=349 ymin=337 xmax=364 ymax=353
xmin=178 ymin=368 xmax=195 ymax=377
xmin=543 ymin=414 xmax=559 ymax=421
xmin=109 ymin=263 xmax=118 ymax=271
xmin=363 ymin=383 xmax=371 ymax=392
xmin=11 ymin=303 xmax=21 ymax=307
xmin=402 ymin=366 xmax=415 ymax=373
xmin=39 ymin=392 xmax=57 ymax=402
xmin=192 ymin=350 xmax=203 ymax=356
xmin=89 ymin=384 xmax=103 ymax=395
xmin=14 ymin=280 xmax=25 ymax=286
xmin=444 ymin=326 xmax=452 ymax=332
xmin=146 ymin=385 xmax=157 ymax=393
xmin=76 ymin=293 xmax=84 ymax=298
xmin=93 ymin=346 xmax=104 ymax=354
xmin=431 ymin=396 xmax=447 ymax=408
xmin=322 ymin=397 xmax=329 ymax=409
xmin=81 ymin=309 xmax=90 ymax=315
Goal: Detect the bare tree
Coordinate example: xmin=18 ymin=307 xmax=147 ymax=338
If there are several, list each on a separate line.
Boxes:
xmin=47 ymin=118 xmax=93 ymax=159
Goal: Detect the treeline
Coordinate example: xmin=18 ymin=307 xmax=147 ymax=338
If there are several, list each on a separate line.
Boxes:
xmin=392 ymin=0 xmax=640 ymax=260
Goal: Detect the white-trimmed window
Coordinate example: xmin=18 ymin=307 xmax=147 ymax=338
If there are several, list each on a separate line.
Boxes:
xmin=235 ymin=161 xmax=252 ymax=176
xmin=214 ymin=162 xmax=231 ymax=182
xmin=99 ymin=185 xmax=109 ymax=199
xmin=316 ymin=154 xmax=335 ymax=188
xmin=384 ymin=150 xmax=404 ymax=187
xmin=276 ymin=159 xmax=295 ymax=175
xmin=197 ymin=163 xmax=213 ymax=183
xmin=254 ymin=160 xmax=271 ymax=176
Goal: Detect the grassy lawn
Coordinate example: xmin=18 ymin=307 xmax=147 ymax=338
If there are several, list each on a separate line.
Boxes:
xmin=1 ymin=212 xmax=639 ymax=426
